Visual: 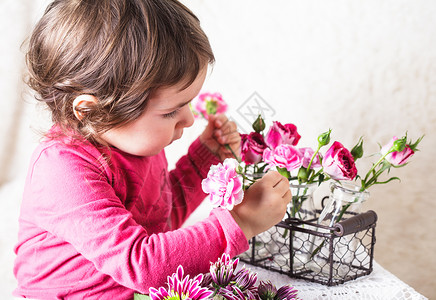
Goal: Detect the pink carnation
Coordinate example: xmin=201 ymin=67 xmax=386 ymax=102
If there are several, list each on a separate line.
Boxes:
xmin=299 ymin=147 xmax=322 ymax=169
xmin=192 ymin=92 xmax=228 ymax=119
xmin=201 ymin=158 xmax=243 ymax=210
xmin=263 ymin=144 xmax=303 ymax=172
xmin=322 ymin=141 xmax=357 ymax=180
xmin=380 ymin=136 xmax=415 ymax=166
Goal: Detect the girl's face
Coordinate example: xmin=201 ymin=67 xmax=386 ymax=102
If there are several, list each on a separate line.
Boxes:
xmin=101 ymin=66 xmax=207 ymax=156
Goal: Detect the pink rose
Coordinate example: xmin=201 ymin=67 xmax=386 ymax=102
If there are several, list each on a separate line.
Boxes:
xmin=240 ymin=132 xmax=267 ymax=165
xmin=265 ymin=121 xmax=301 ymax=149
xmin=322 ymin=141 xmax=357 ymax=180
xmin=192 ymin=92 xmax=228 ymax=119
xmin=299 ymin=147 xmax=322 ymax=169
xmin=380 ymin=136 xmax=414 ymax=166
xmin=201 ymin=158 xmax=243 ymax=210
xmin=263 ymin=144 xmax=303 ymax=172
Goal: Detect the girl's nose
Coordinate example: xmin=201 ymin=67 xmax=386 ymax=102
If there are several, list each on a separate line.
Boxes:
xmin=180 ymin=104 xmax=195 ymax=128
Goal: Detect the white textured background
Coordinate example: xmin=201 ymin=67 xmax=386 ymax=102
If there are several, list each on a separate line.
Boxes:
xmin=1 ymin=0 xmax=435 ymax=299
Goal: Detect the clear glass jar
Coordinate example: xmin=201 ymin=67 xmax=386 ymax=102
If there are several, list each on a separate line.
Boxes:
xmin=317 ymin=181 xmax=369 ymax=226
xmin=309 ymin=181 xmax=370 ymax=278
xmin=288 ymin=181 xmax=317 ymax=221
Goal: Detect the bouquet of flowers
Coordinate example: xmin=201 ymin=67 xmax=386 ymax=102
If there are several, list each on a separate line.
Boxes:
xmin=201 ymin=113 xmax=423 ymax=223
xmin=202 ymin=114 xmax=359 ymax=220
xmin=134 ymin=254 xmax=300 ymax=300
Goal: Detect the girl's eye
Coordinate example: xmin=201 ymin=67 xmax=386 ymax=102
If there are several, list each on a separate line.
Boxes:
xmin=162 ymin=109 xmax=179 ymax=119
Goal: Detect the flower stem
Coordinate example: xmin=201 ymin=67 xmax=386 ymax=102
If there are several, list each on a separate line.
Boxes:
xmin=306 ymin=145 xmax=322 ymax=172
xmin=361 ymin=150 xmax=393 ymax=190
xmin=225 ymin=144 xmax=241 ymax=162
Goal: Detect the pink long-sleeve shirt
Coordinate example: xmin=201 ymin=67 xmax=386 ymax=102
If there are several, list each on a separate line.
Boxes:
xmin=13 ymin=128 xmax=248 ymax=299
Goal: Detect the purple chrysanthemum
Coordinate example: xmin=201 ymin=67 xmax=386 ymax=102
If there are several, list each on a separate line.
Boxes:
xmin=276 ymin=284 xmax=299 ymax=300
xmin=218 ymin=267 xmax=258 ymax=300
xmin=258 ymin=280 xmax=277 ymax=300
xmin=149 ymin=265 xmax=213 ymax=300
xmin=258 ymin=280 xmax=300 ymax=300
xmin=233 ymin=267 xmax=258 ymax=294
xmin=209 ymin=254 xmax=239 ymax=287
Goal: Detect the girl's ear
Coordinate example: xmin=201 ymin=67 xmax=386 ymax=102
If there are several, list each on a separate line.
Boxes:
xmin=72 ymin=95 xmax=98 ymax=120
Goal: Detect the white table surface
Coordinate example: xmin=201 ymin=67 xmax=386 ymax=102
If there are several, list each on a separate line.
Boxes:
xmin=244 ymin=261 xmax=427 ymax=300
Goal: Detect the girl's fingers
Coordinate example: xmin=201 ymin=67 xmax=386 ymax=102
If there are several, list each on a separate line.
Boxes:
xmin=218 ymin=131 xmax=240 ymax=145
xmin=282 ymin=189 xmax=292 ymax=202
xmin=213 ymin=114 xmax=228 ymax=128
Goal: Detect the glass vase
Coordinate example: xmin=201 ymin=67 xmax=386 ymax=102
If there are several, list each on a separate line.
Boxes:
xmin=308 ymin=181 xmax=370 ymax=278
xmin=288 ymin=181 xmax=317 ymax=221
xmin=239 ymin=180 xmax=319 ymax=273
xmin=286 ymin=182 xmax=318 ymax=270
xmin=318 ymin=181 xmax=369 ymax=226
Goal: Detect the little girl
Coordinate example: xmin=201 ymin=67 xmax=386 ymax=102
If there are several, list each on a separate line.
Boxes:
xmin=13 ymin=0 xmax=291 ymax=298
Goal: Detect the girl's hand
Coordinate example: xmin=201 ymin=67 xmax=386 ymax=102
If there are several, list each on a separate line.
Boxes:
xmin=199 ymin=114 xmax=241 ymax=160
xmin=230 ymin=171 xmax=292 ymax=240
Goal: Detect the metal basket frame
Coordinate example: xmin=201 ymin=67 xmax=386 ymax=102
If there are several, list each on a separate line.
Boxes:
xmin=239 ymin=210 xmax=377 ymax=286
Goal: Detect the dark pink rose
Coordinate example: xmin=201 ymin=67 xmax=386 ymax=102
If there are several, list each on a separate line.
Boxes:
xmin=299 ymin=147 xmax=322 ymax=169
xmin=265 ymin=121 xmax=301 ymax=149
xmin=240 ymin=132 xmax=267 ymax=165
xmin=263 ymin=144 xmax=303 ymax=172
xmin=322 ymin=141 xmax=357 ymax=180
xmin=380 ymin=136 xmax=415 ymax=166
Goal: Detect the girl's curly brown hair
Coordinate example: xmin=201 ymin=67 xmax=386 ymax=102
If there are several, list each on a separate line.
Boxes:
xmin=25 ymin=0 xmax=214 ymax=143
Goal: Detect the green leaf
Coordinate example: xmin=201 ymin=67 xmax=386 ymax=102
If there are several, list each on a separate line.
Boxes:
xmin=317 ymin=173 xmax=325 ymax=185
xmin=257 ymin=163 xmax=268 ymax=174
xmin=310 ymin=241 xmax=324 ymax=258
xmin=374 ymin=176 xmax=401 ymax=185
xmin=134 ymin=293 xmax=151 ymax=300
xmin=409 ymin=134 xmax=424 ymax=151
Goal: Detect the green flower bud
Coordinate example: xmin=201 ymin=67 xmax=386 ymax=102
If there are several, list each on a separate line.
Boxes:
xmin=351 ymin=137 xmax=364 ymax=160
xmin=297 ymin=168 xmax=309 ymax=183
xmin=252 ymin=114 xmax=266 ymax=133
xmin=391 ymin=135 xmax=407 ymax=153
xmin=317 ymin=129 xmax=332 ymax=147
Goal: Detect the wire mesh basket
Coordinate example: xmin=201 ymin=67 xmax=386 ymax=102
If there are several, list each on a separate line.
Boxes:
xmin=239 ymin=210 xmax=377 ymax=286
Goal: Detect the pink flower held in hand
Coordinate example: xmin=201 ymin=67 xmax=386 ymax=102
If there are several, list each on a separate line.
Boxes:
xmin=322 ymin=141 xmax=357 ymax=180
xmin=192 ymin=92 xmax=228 ymax=119
xmin=241 ymin=132 xmax=268 ymax=165
xmin=299 ymin=147 xmax=322 ymax=169
xmin=263 ymin=144 xmax=303 ymax=172
xmin=201 ymin=158 xmax=244 ymax=210
xmin=265 ymin=121 xmax=301 ymax=149
xmin=380 ymin=136 xmax=415 ymax=166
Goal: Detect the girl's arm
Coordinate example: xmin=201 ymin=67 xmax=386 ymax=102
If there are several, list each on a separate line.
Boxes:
xmin=168 ymin=137 xmax=221 ymax=228
xmin=17 ymin=143 xmax=247 ymax=295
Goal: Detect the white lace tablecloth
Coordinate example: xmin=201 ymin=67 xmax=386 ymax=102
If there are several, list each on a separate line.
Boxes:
xmin=245 ymin=261 xmax=427 ymax=300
